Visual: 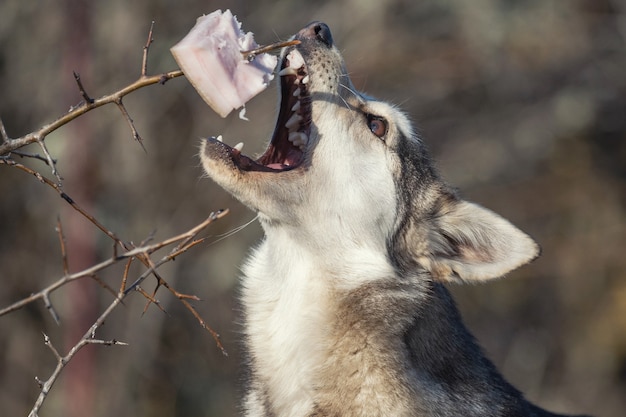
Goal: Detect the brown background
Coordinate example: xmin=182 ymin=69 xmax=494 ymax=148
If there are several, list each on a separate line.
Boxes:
xmin=1 ymin=0 xmax=624 ymax=416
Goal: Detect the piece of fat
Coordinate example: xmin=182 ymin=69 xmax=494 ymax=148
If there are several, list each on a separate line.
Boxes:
xmin=171 ymin=9 xmax=277 ymax=118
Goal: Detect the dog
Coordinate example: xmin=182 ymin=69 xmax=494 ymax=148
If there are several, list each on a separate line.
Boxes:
xmin=200 ymin=21 xmax=591 ymax=417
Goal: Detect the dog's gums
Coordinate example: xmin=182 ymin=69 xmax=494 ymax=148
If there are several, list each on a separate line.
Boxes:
xmin=208 ymin=48 xmax=311 ymax=173
xmin=258 ymin=49 xmax=311 ymax=170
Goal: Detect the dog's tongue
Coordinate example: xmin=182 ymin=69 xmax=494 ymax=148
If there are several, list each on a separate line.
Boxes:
xmin=263 ymin=148 xmax=302 ymax=170
xmin=171 ymin=9 xmax=277 ymax=118
xmin=266 ymin=163 xmax=286 ymax=170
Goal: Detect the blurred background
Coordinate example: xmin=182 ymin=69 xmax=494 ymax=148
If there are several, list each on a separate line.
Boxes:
xmin=0 ymin=0 xmax=624 ymax=416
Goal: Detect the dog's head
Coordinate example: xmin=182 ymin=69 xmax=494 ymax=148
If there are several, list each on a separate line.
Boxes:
xmin=201 ymin=22 xmax=539 ymax=283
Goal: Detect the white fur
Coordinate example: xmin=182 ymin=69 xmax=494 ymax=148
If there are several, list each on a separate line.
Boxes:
xmin=241 ymin=210 xmax=398 ymax=415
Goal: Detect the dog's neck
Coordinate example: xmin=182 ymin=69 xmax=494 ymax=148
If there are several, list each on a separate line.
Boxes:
xmin=257 ymin=217 xmax=396 ymax=289
xmin=240 ymin=230 xmax=562 ymax=416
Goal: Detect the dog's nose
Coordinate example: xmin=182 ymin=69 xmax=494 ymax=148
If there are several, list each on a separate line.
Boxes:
xmin=298 ymin=22 xmax=333 ymax=47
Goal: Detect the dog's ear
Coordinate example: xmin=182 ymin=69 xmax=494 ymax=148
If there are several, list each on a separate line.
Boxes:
xmin=419 ymin=200 xmax=540 ymax=283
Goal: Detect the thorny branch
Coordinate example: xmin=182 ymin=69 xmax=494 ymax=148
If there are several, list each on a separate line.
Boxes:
xmin=0 ymin=211 xmax=228 ymax=318
xmin=0 ymin=159 xmax=125 ymax=245
xmin=0 ymin=22 xmax=231 ymax=417
xmin=0 ymin=21 xmax=183 ymax=160
xmin=20 ymin=210 xmax=227 ymax=417
xmin=29 ymin=331 xmax=128 ymax=417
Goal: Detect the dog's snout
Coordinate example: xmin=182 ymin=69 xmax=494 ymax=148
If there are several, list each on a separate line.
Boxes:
xmin=298 ymin=22 xmax=333 ymax=47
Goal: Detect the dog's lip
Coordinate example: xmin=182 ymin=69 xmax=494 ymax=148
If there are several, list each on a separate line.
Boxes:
xmin=211 ymin=46 xmax=311 ymax=173
xmin=205 ymin=137 xmax=277 ymax=172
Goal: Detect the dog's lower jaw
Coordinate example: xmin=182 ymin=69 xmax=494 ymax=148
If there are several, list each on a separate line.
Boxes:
xmin=200 ymin=138 xmax=309 ymax=222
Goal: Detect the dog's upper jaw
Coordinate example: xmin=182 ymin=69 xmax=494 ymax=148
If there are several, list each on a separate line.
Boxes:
xmin=200 ymin=45 xmax=312 ymax=173
xmin=199 ymin=23 xmax=361 ymax=220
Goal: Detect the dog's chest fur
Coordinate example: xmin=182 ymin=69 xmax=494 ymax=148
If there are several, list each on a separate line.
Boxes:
xmin=241 ymin=229 xmax=421 ymax=416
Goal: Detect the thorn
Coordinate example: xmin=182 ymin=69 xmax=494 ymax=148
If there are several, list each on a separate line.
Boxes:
xmin=73 ymin=71 xmax=94 ymax=104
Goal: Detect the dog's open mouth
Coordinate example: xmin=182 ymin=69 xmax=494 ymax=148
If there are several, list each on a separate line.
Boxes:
xmin=215 ymin=48 xmax=311 ymax=172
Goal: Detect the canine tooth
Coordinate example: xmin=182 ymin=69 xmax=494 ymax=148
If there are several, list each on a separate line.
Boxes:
xmin=234 ymin=142 xmax=244 ymax=151
xmin=287 ymin=50 xmax=305 ymax=69
xmin=293 ymin=88 xmax=301 ymax=97
xmin=291 ymin=101 xmax=301 ymax=112
xmin=285 ymin=113 xmax=302 ymax=130
xmin=301 ymin=75 xmax=310 ymax=84
xmin=278 ymin=66 xmax=297 ymax=76
xmin=216 ymin=135 xmax=223 ymax=142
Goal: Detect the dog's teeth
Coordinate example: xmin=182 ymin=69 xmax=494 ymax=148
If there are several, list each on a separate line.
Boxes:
xmin=298 ymin=132 xmax=309 ymax=148
xmin=291 ymin=101 xmax=301 ymax=112
xmin=278 ymin=66 xmax=298 ymax=77
xmin=288 ymin=132 xmax=308 ymax=149
xmin=286 ymin=50 xmax=305 ymax=69
xmin=216 ymin=135 xmax=223 ymax=142
xmin=292 ymin=88 xmax=301 ymax=97
xmin=285 ymin=113 xmax=302 ymax=131
xmin=234 ymin=142 xmax=244 ymax=152
xmin=301 ymin=75 xmax=310 ymax=85
xmin=288 ymin=132 xmax=301 ymax=146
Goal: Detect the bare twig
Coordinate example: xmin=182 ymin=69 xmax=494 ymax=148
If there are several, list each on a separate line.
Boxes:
xmin=73 ymin=71 xmax=94 ymax=104
xmin=0 ymin=159 xmax=125 ymax=247
xmin=36 ymin=138 xmax=62 ymax=183
xmin=0 ymin=257 xmax=118 ymax=318
xmin=0 ymin=70 xmax=182 ymax=156
xmin=90 ymin=274 xmax=119 ymax=300
xmin=29 ymin=320 xmax=128 ymax=417
xmin=10 ymin=150 xmax=56 ymax=165
xmin=167 ymin=237 xmax=207 ymax=260
xmin=0 ymin=117 xmax=9 ymax=143
xmin=119 ymin=258 xmax=133 ymax=293
xmin=241 ymin=39 xmax=301 ymax=60
xmin=0 ymin=210 xmax=228 ymax=319
xmin=141 ymin=255 xmax=227 ymax=355
xmin=56 ymin=217 xmax=69 ymax=276
xmin=137 ymin=285 xmax=168 ymax=316
xmin=142 ymin=21 xmax=155 ymax=77
xmin=43 ymin=333 xmax=62 ymax=362
xmin=114 ymin=98 xmax=146 ymax=152
xmin=42 ymin=291 xmax=61 ymax=326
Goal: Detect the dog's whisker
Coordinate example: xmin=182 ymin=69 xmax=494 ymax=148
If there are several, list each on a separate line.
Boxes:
xmin=339 ymin=83 xmax=364 ymax=108
xmin=208 ymin=215 xmax=259 ymax=246
xmin=336 ymin=88 xmax=351 ymax=110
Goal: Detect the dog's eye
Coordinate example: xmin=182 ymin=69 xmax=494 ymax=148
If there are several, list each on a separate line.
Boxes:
xmin=367 ymin=114 xmax=387 ymax=139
